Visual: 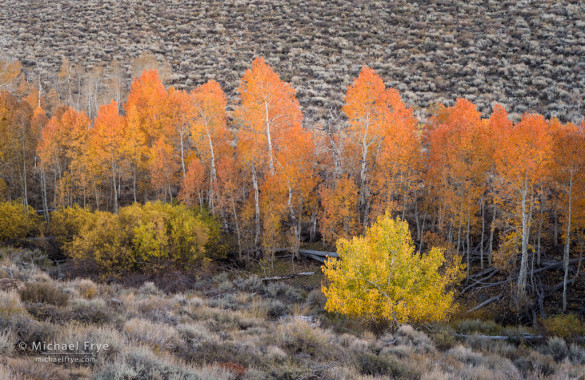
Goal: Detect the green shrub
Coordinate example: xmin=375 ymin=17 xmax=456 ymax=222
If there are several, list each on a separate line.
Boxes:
xmin=542 ymin=314 xmax=585 ymax=338
xmin=306 ymin=289 xmax=327 ymax=311
xmin=0 ymin=330 xmax=15 ymax=355
xmin=25 ymin=303 xmax=63 ymax=323
xmin=69 ymin=300 xmax=113 ymax=325
xmin=233 ymin=275 xmax=263 ymax=292
xmin=95 ymin=347 xmax=203 ymax=380
xmin=0 ymin=201 xmax=41 ymax=242
xmin=356 ymin=352 xmax=411 ymax=378
xmin=544 ymin=337 xmax=569 ymax=362
xmin=18 ymin=282 xmax=68 ymax=306
xmin=0 ymin=313 xmax=55 ymax=352
xmin=267 ymin=300 xmax=288 ymax=318
xmin=429 ymin=325 xmax=457 ymax=350
xmin=569 ymin=344 xmax=585 ymax=365
xmin=77 ymin=279 xmax=97 ymax=299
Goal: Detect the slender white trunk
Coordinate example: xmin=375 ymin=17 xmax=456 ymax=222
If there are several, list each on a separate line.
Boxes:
xmin=112 ymin=161 xmax=118 ymax=214
xmin=232 ymin=200 xmax=242 ymax=260
xmin=179 ymin=130 xmax=186 ymax=179
xmin=264 ymin=101 xmax=275 ymax=175
xmin=40 ymin=167 xmax=49 ymax=221
xmin=206 ymin=127 xmax=216 ymax=211
xmin=359 ymin=120 xmax=370 ymax=227
xmin=518 ymin=185 xmax=531 ymax=295
xmin=251 ymin=166 xmax=261 ymax=251
xmin=563 ymin=172 xmax=573 ymax=312
xmin=489 ymin=203 xmax=497 ymax=265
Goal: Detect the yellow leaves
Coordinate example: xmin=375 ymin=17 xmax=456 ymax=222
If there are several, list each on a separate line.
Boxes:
xmin=322 ymin=215 xmax=464 ymax=325
xmin=64 ymin=202 xmax=215 ymax=276
xmin=493 ymin=230 xmax=522 ymax=274
xmin=0 ymin=201 xmax=41 ymax=242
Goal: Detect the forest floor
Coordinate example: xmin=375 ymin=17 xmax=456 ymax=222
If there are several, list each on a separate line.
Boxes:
xmin=0 ymin=246 xmax=584 ymax=379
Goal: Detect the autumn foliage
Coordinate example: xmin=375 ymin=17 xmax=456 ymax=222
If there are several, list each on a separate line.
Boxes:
xmin=59 ymin=202 xmax=220 ymax=277
xmin=322 ymin=215 xmax=464 ymax=324
xmin=0 ymin=57 xmax=584 ymax=314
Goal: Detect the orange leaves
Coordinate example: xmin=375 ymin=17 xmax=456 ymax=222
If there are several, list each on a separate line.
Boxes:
xmin=495 ymin=113 xmax=553 ymax=189
xmin=150 ymin=137 xmax=179 ymax=200
xmin=91 ymin=100 xmax=125 ymax=159
xmin=89 ymin=101 xmax=126 ymax=211
xmin=342 ymin=66 xmax=421 ymax=225
xmin=428 ymin=99 xmax=484 ymax=183
xmin=190 ymin=80 xmax=231 ymax=174
xmin=235 ymin=57 xmax=304 ymax=173
xmin=234 ymin=58 xmax=314 ymax=248
xmin=191 ymin=80 xmax=227 ymax=137
xmin=319 ymin=177 xmax=360 ymax=244
xmin=179 ymin=157 xmax=206 ymax=206
xmin=343 ymin=66 xmax=388 ymax=127
xmin=125 ymin=69 xmax=167 ymax=141
xmin=38 ymin=106 xmax=91 ymax=169
xmin=37 ymin=106 xmax=92 ymax=205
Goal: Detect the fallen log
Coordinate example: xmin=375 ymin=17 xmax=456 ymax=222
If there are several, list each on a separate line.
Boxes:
xmin=455 ymin=333 xmax=544 ymax=342
xmin=455 ymin=333 xmax=585 ymax=343
xmin=466 ymin=293 xmax=503 ymax=313
xmin=260 ymin=272 xmax=315 ymax=282
xmin=298 ymin=249 xmax=338 ymax=263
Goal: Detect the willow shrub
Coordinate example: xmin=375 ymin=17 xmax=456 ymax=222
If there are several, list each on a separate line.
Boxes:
xmin=60 ymin=202 xmax=223 ymax=276
xmin=322 ymin=215 xmax=465 ymax=326
xmin=0 ymin=201 xmax=41 ymax=243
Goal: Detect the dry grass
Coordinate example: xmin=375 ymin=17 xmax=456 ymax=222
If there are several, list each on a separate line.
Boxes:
xmin=0 ymin=250 xmax=583 ymax=379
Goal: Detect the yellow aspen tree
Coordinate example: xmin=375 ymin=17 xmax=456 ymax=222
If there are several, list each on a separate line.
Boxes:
xmin=322 ymin=214 xmax=464 ymax=325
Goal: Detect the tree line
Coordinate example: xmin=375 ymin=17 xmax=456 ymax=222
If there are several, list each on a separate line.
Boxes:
xmin=1 ymin=56 xmax=584 ymax=314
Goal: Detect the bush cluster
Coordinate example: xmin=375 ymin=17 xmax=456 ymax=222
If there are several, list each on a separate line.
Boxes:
xmin=0 ymin=201 xmax=41 ymax=243
xmin=541 ymin=314 xmax=585 ymax=338
xmin=51 ymin=202 xmax=224 ymax=276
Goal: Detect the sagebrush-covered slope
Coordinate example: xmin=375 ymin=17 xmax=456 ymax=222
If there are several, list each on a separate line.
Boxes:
xmin=1 ymin=0 xmax=584 ymax=122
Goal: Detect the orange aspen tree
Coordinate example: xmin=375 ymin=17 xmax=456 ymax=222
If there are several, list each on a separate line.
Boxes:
xmin=186 ymin=80 xmax=231 ymax=212
xmin=0 ymin=59 xmax=23 ymax=91
xmin=273 ymin=123 xmax=316 ymax=256
xmin=0 ymin=92 xmax=36 ymax=206
xmin=179 ymin=156 xmax=206 ymax=208
xmin=90 ymin=100 xmax=125 ymax=213
xmin=234 ymin=57 xmax=305 ymax=252
xmin=495 ymin=114 xmax=553 ymax=296
xmin=164 ymin=88 xmax=193 ymax=180
xmin=484 ymin=105 xmax=514 ymax=266
xmin=37 ymin=106 xmax=91 ymax=207
xmin=214 ymin=157 xmax=246 ymax=259
xmin=343 ymin=67 xmax=396 ymax=228
xmin=319 ymin=176 xmax=360 ymax=244
xmin=551 ymin=121 xmax=585 ymax=311
xmin=371 ymin=88 xmax=421 ymax=225
xmin=124 ymin=69 xmax=168 ymax=199
xmin=427 ymin=99 xmax=488 ymax=277
xmin=150 ymin=136 xmax=179 ymax=202
xmin=123 ymin=103 xmax=148 ymax=203
xmin=124 ymin=69 xmax=167 ymax=143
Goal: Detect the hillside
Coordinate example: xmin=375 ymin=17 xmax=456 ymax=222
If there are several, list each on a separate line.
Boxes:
xmin=1 ymin=0 xmax=584 ymax=123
